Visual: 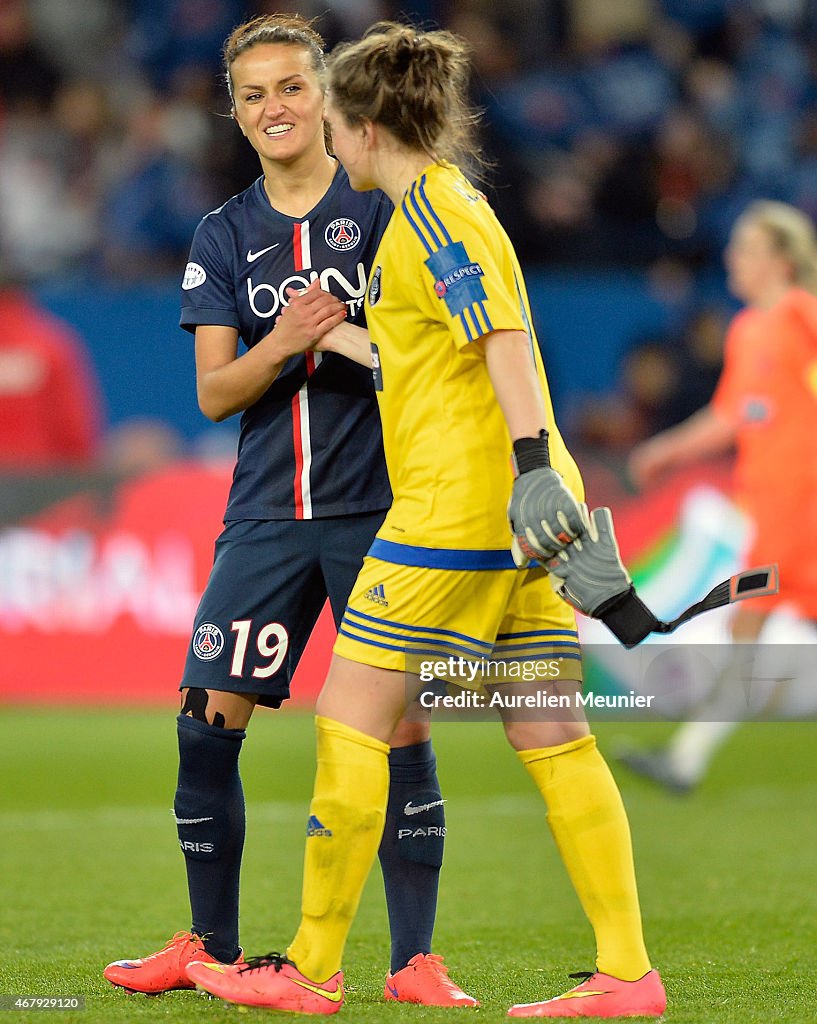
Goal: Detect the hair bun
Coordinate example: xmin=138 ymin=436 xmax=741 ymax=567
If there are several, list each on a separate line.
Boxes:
xmin=389 ymin=30 xmax=422 ymax=71
xmin=327 ymin=21 xmax=479 ymax=170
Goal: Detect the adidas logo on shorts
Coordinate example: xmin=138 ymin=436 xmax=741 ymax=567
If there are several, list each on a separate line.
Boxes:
xmin=364 ymin=583 xmax=389 ymax=607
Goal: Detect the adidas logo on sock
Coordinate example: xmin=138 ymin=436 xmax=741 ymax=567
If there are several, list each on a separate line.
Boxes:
xmin=364 ymin=583 xmax=388 ymax=607
xmin=306 ymin=814 xmax=333 ymax=837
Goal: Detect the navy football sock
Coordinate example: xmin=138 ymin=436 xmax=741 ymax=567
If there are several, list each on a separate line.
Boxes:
xmin=378 ymin=740 xmax=445 ymax=973
xmin=175 ymin=714 xmax=245 ymax=964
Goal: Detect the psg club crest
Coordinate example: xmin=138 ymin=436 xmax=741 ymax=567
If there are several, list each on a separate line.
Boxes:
xmin=325 ymin=218 xmax=361 ymax=251
xmin=192 ymin=623 xmax=225 ymax=661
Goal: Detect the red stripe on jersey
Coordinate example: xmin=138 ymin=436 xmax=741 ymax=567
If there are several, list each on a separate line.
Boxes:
xmin=291 ymin=351 xmax=319 ymax=519
xmin=291 ymin=388 xmax=305 ymax=518
xmin=292 ymin=221 xmax=311 ymax=271
xmin=290 ymin=221 xmax=315 ymax=517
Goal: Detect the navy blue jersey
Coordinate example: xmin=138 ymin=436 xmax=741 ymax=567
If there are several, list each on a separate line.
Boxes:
xmin=180 ymin=165 xmax=393 ymax=520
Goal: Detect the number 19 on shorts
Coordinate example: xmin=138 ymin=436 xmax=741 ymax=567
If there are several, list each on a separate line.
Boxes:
xmin=230 ymin=620 xmax=289 ymax=678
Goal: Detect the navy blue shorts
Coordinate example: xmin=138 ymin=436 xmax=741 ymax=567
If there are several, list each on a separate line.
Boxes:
xmin=180 ymin=511 xmax=386 ymax=708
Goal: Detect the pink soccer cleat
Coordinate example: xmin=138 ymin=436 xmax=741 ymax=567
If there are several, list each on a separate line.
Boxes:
xmin=187 ymin=951 xmax=344 ymax=1014
xmin=384 ymin=952 xmax=479 ymax=1007
xmin=508 ymin=969 xmax=666 ymax=1018
xmin=104 ymin=931 xmax=243 ymax=994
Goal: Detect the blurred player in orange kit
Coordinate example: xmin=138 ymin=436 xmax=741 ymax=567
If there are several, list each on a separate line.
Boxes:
xmin=623 ymin=200 xmax=817 ymax=791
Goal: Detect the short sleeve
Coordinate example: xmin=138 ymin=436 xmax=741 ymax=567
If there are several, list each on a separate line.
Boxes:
xmin=402 ymin=181 xmax=527 ymax=350
xmin=179 ymin=214 xmax=239 ymax=334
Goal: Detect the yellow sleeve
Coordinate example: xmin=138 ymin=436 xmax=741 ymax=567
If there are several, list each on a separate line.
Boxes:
xmin=400 ymin=176 xmax=527 ymax=350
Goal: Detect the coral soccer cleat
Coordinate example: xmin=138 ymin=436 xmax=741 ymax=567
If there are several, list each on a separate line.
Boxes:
xmin=187 ymin=952 xmax=344 ymax=1014
xmin=384 ymin=953 xmax=479 ymax=1007
xmin=103 ymin=931 xmax=243 ymax=994
xmin=508 ymin=969 xmax=666 ymax=1018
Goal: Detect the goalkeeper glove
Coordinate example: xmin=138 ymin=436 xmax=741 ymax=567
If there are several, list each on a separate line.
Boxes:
xmin=546 ymin=505 xmax=781 ymax=648
xmin=545 ymin=505 xmax=660 ymax=647
xmin=508 ymin=430 xmax=584 ymax=568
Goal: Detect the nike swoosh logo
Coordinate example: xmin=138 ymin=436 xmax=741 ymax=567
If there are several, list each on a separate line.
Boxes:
xmin=386 ymin=983 xmax=399 ymax=998
xmin=246 ymin=244 xmax=279 ymax=262
xmin=404 ymin=799 xmax=446 ymax=816
xmin=288 ymin=977 xmax=344 ymax=1003
xmin=173 ymin=815 xmax=214 ymax=825
xmin=555 ymin=990 xmax=612 ymax=1000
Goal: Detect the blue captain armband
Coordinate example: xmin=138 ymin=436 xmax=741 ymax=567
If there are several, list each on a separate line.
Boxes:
xmin=425 ymin=241 xmax=488 ymax=318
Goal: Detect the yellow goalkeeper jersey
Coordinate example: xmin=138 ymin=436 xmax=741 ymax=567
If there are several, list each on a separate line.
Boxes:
xmin=366 ymin=161 xmax=582 ymax=568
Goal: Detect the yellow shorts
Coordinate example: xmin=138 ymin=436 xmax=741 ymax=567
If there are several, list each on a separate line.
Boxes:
xmin=334 ymin=555 xmax=582 ymax=686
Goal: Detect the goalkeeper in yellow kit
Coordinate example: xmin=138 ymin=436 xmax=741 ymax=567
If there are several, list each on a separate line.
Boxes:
xmin=188 ymin=22 xmax=667 ymax=1018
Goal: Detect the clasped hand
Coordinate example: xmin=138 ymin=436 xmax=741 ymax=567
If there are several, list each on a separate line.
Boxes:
xmin=273 ymin=280 xmax=347 ymax=358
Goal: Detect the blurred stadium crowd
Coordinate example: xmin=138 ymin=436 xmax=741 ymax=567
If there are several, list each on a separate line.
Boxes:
xmin=2 ymin=0 xmax=817 ymax=460
xmin=5 ymin=0 xmax=817 ymax=281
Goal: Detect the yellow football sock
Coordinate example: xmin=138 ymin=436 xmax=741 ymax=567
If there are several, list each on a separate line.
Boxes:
xmin=519 ymin=735 xmax=651 ymax=981
xmin=287 ymin=715 xmax=390 ymax=981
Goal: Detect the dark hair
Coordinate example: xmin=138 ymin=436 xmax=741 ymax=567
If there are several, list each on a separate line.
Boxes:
xmin=222 ymin=14 xmax=326 ymax=106
xmin=327 ymin=22 xmax=479 ymax=167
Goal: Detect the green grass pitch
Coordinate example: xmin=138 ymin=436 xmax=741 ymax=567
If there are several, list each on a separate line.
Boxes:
xmin=2 ymin=708 xmax=816 ymax=1023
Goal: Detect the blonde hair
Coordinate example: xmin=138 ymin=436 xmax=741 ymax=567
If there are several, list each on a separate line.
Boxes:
xmin=736 ymin=200 xmax=817 ymax=295
xmin=222 ymin=14 xmax=326 ymax=107
xmin=327 ymin=22 xmax=479 ymax=168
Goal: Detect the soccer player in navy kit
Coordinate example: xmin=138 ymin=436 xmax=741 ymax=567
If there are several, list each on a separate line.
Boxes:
xmin=103 ymin=14 xmax=474 ymax=1007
